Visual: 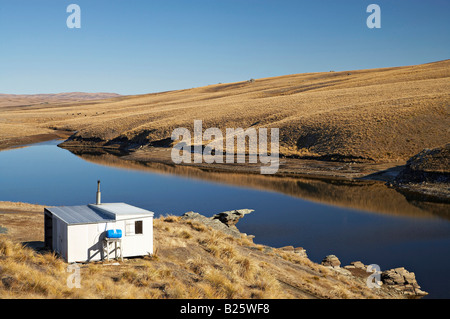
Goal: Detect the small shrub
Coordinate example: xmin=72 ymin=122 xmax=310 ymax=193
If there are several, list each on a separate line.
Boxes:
xmin=164 ymin=215 xmax=179 ymax=223
xmin=179 ymin=230 xmax=192 ymax=239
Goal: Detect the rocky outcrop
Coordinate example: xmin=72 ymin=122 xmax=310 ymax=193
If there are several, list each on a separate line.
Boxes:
xmin=393 ymin=144 xmax=450 ymax=202
xmin=321 ymin=255 xmax=341 ymax=268
xmin=319 ymin=256 xmax=429 ymax=297
xmin=344 ymin=261 xmax=366 ymax=270
xmin=279 ymin=246 xmax=308 ymax=258
xmin=381 ymin=267 xmax=428 ymax=297
xmin=321 ymin=255 xmax=353 ymax=276
xmin=211 ymin=209 xmax=254 ymax=227
xmin=181 ymin=209 xmax=254 ymax=238
xmin=342 ymin=260 xmax=428 ymax=297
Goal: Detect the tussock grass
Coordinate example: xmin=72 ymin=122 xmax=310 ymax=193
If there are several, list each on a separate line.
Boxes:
xmin=0 ymin=214 xmax=397 ymax=299
xmin=185 ymin=220 xmax=207 ymax=232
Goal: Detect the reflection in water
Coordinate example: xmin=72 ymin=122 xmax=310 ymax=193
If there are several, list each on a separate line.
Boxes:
xmin=65 ymin=147 xmax=449 ymax=220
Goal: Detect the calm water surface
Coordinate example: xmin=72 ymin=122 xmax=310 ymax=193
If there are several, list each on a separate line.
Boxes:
xmin=0 ymin=140 xmax=449 ymax=298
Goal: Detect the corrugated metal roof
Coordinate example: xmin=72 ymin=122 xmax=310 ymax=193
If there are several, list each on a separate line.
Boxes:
xmin=89 ymin=203 xmax=154 ymax=217
xmin=45 ymin=203 xmax=154 ymax=225
xmin=46 ymin=205 xmax=115 ymax=225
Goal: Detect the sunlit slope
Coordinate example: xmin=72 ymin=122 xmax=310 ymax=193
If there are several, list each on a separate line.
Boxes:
xmin=7 ymin=60 xmax=450 ymax=162
xmin=0 ymin=92 xmax=121 ymax=108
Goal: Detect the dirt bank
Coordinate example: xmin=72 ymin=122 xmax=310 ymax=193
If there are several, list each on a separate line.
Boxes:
xmin=0 ymin=130 xmax=72 ymax=151
xmin=392 ymin=143 xmax=450 ymax=204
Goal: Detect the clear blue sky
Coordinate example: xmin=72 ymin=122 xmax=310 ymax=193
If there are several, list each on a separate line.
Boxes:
xmin=0 ymin=0 xmax=449 ymax=95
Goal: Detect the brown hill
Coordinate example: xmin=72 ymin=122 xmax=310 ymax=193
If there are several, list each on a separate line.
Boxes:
xmin=0 ymin=92 xmax=121 ymax=108
xmin=1 ymin=60 xmax=449 ymax=163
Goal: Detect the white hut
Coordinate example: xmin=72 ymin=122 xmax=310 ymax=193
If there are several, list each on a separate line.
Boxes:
xmin=44 ymin=182 xmax=154 ymax=263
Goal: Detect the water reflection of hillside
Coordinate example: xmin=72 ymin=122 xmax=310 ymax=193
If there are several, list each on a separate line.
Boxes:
xmin=64 ymin=147 xmax=449 ymax=220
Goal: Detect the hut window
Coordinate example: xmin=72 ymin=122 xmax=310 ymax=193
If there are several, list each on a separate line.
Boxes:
xmin=135 ymin=221 xmax=143 ymax=234
xmin=126 ymin=220 xmax=143 ymax=235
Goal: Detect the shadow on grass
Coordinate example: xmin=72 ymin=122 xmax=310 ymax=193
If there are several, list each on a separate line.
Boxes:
xmin=22 ymin=241 xmax=49 ymax=254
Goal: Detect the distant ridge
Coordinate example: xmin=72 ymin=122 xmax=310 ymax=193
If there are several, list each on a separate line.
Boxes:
xmin=0 ymin=92 xmax=121 ymax=107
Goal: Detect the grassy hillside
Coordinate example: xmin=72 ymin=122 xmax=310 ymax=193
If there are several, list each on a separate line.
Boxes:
xmin=0 ymin=210 xmax=407 ymax=299
xmin=1 ymin=60 xmax=449 ymax=162
xmin=0 ymin=92 xmax=121 ymax=108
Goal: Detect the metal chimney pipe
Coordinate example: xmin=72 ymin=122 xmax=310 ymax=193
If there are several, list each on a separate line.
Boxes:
xmin=96 ymin=180 xmax=101 ymax=205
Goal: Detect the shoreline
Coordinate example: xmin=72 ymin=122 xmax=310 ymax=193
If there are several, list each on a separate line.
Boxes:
xmin=59 ymin=142 xmax=450 ymax=204
xmin=1 ymin=134 xmax=448 ymax=204
xmin=0 ymin=130 xmax=72 ymax=152
xmin=0 ymin=134 xmax=404 ymax=182
xmin=58 ymin=141 xmax=405 ymax=182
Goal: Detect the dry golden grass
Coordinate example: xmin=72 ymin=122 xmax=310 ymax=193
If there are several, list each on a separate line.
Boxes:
xmin=0 ymin=209 xmax=402 ymax=299
xmin=0 ymin=201 xmax=46 ymax=213
xmin=1 ymin=60 xmax=449 ymax=161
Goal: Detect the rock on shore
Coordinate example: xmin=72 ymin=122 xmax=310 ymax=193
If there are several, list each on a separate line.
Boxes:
xmin=381 ymin=267 xmax=428 ymax=297
xmin=212 ymin=209 xmax=254 ymax=227
xmin=321 ymin=256 xmax=428 ymax=297
xmin=181 ymin=209 xmax=254 ymax=238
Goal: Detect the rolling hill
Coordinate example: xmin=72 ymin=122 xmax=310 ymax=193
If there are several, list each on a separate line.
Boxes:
xmin=1 ymin=60 xmax=449 ymax=163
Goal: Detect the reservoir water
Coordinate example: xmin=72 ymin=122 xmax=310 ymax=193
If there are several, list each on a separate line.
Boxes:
xmin=0 ymin=140 xmax=449 ymax=298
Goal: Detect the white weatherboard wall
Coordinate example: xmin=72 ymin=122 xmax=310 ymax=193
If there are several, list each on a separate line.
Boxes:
xmin=90 ymin=203 xmax=154 ymax=261
xmin=47 ymin=203 xmax=154 ymax=263
xmin=65 ymin=218 xmax=154 ymax=263
xmin=120 ymin=217 xmax=153 ymax=258
xmin=67 ymin=223 xmax=100 ymax=263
